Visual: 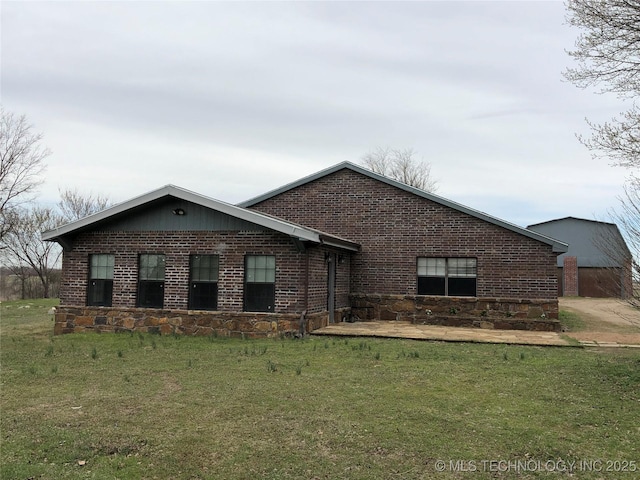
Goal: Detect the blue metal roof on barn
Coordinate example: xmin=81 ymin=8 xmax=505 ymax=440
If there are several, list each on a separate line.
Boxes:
xmin=527 ymin=217 xmax=630 ymax=267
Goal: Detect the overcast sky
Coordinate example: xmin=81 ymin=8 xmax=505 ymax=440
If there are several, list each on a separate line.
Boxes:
xmin=0 ymin=1 xmax=630 ymax=227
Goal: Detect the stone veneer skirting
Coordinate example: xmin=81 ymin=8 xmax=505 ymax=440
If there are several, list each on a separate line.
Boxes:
xmin=350 ymin=294 xmax=561 ymax=332
xmin=53 ymin=306 xmax=334 ymax=338
xmin=53 ymin=295 xmax=560 ymax=337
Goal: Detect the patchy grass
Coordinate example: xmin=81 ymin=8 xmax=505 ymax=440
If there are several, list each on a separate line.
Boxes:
xmin=560 ymin=299 xmax=640 ymax=336
xmin=1 ymin=299 xmax=639 ymax=479
xmin=559 ymin=309 xmax=587 ymax=332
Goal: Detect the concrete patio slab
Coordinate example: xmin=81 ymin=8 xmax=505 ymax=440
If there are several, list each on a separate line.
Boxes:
xmin=312 ymin=321 xmax=574 ymax=346
xmin=312 ymin=300 xmax=640 ymax=348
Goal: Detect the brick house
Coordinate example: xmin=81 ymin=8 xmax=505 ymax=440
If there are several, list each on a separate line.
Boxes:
xmin=44 ymin=162 xmax=567 ymax=336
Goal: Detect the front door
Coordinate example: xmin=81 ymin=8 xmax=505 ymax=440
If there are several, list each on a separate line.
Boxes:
xmin=327 ymin=253 xmax=336 ymax=323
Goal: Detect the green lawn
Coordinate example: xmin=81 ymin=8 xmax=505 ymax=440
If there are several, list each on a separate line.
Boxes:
xmin=1 ymin=299 xmax=639 ymax=479
xmin=559 ymin=309 xmax=587 ymax=332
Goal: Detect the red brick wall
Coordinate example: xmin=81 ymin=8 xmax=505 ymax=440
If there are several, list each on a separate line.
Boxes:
xmin=249 ymin=169 xmax=559 ymax=300
xmin=60 ymin=230 xmax=323 ymax=313
xmin=299 ymin=247 xmax=351 ymax=315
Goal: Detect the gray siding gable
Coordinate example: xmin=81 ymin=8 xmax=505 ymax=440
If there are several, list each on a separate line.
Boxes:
xmin=98 ymin=196 xmax=265 ymax=232
xmin=42 ymin=185 xmax=359 ymax=252
xmin=527 ymin=217 xmax=630 ymax=267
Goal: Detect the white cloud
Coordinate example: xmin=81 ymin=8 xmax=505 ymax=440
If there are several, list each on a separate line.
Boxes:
xmin=1 ymin=1 xmax=629 ymax=227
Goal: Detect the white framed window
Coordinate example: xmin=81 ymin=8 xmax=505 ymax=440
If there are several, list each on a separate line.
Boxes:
xmin=244 ymin=255 xmax=275 ymax=312
xmin=417 ymin=257 xmax=477 ymax=296
xmin=138 ymin=254 xmax=165 ymax=308
xmin=87 ymin=254 xmax=114 ymax=306
xmin=189 ymin=255 xmax=219 ymax=310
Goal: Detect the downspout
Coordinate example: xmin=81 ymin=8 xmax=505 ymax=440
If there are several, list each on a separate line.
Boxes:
xmin=291 ymin=237 xmax=310 ymax=335
xmin=304 ymin=250 xmax=309 ymax=313
xmin=301 ymin=251 xmax=310 ymax=335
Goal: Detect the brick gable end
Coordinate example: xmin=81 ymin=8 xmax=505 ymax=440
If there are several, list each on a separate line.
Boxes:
xmin=249 ymin=169 xmax=558 ymax=299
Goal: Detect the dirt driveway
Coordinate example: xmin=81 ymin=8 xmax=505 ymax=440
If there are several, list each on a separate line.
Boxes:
xmin=559 ymin=297 xmax=640 ymax=345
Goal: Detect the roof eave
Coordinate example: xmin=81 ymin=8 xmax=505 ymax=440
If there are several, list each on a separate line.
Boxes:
xmin=41 ymin=184 xmax=361 ymax=251
xmin=552 ymin=242 xmax=569 ymax=254
xmin=318 ymin=234 xmax=360 ymax=252
xmin=42 ymin=185 xmax=179 ymax=241
xmin=239 ymin=162 xmax=570 ymax=252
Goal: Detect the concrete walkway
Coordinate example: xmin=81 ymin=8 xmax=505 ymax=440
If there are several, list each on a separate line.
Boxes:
xmin=312 ymin=321 xmax=640 ymax=348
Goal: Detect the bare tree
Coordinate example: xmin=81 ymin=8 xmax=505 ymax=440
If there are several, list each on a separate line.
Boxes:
xmin=2 ymin=263 xmax=35 ymax=300
xmin=360 ymin=147 xmax=438 ymax=192
xmin=599 ymin=176 xmax=640 ymax=304
xmin=0 ymin=108 xmax=49 ymax=241
xmin=2 ymin=206 xmax=62 ymax=298
xmin=564 ymin=0 xmax=640 ymax=167
xmin=588 ymin=217 xmax=634 ymax=301
xmin=58 ymin=187 xmax=111 ymax=223
xmin=0 ymin=188 xmax=112 ymax=299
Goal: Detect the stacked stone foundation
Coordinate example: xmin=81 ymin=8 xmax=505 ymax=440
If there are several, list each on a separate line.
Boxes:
xmin=350 ymin=294 xmax=561 ymax=332
xmin=53 ymin=306 xmax=333 ymax=338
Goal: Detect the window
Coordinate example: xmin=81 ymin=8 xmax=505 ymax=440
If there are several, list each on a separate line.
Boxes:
xmin=189 ymin=255 xmax=219 ymax=310
xmin=138 ymin=254 xmax=165 ymax=308
xmin=244 ymin=255 xmax=275 ymax=312
xmin=417 ymin=257 xmax=477 ymax=297
xmin=87 ymin=254 xmax=114 ymax=306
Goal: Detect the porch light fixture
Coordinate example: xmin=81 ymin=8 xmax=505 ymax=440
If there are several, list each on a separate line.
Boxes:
xmin=172 ymin=208 xmax=186 ymax=216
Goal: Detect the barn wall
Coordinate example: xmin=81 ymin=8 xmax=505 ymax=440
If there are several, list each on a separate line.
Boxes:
xmin=578 ymin=267 xmax=625 ymax=298
xmin=558 ymin=265 xmax=631 ymax=299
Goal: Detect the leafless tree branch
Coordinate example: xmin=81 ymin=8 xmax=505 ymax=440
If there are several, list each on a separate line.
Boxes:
xmin=360 ymin=147 xmax=438 ymax=192
xmin=1 ymin=206 xmax=62 ymax=298
xmin=58 ymin=187 xmax=112 ymax=224
xmin=565 ymin=0 xmax=640 ymax=168
xmin=0 ymin=107 xmax=49 ymax=241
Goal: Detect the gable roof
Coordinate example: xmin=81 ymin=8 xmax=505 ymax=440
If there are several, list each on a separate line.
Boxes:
xmin=42 ymin=184 xmax=360 ymax=252
xmin=528 ymin=216 xmax=617 ymax=229
xmin=527 ymin=216 xmax=630 ymax=267
xmin=239 ymin=161 xmax=568 ymax=253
